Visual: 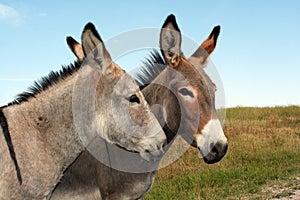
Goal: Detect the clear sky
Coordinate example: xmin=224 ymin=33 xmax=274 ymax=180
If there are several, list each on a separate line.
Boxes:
xmin=0 ymin=0 xmax=300 ymax=107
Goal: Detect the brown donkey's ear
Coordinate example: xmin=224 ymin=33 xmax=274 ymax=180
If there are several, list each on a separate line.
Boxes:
xmin=160 ymin=14 xmax=182 ymax=67
xmin=66 ymin=36 xmax=84 ymax=61
xmin=188 ymin=25 xmax=221 ymax=68
xmin=81 ymin=22 xmax=112 ymax=72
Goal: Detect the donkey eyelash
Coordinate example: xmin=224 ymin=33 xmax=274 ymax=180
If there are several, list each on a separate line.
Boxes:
xmin=126 ymin=94 xmax=140 ymax=104
xmin=179 ymin=88 xmax=194 ymax=98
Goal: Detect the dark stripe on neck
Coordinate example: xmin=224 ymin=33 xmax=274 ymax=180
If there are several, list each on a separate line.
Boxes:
xmin=0 ymin=108 xmax=22 ymax=185
xmin=163 ymin=124 xmax=177 ymax=150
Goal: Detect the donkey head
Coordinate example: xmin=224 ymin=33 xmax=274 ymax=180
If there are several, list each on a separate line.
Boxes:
xmin=158 ymin=15 xmax=228 ymax=164
xmin=74 ymin=23 xmax=166 ymax=159
xmin=68 ymin=18 xmax=228 ymax=164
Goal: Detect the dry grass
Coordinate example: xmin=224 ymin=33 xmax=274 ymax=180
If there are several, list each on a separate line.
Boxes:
xmin=145 ymin=106 xmax=300 ymax=200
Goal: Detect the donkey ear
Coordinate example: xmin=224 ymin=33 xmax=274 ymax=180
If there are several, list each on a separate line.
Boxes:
xmin=81 ymin=22 xmax=112 ymax=70
xmin=160 ymin=14 xmax=182 ymax=67
xmin=188 ymin=25 xmax=220 ymax=68
xmin=66 ymin=36 xmax=85 ymax=61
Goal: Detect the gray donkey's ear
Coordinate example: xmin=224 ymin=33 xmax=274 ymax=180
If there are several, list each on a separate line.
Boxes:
xmin=66 ymin=36 xmax=84 ymax=61
xmin=160 ymin=14 xmax=182 ymax=68
xmin=81 ymin=22 xmax=112 ymax=70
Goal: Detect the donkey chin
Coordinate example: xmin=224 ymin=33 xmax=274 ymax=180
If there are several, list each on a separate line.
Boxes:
xmin=114 ymin=138 xmax=165 ymax=163
xmin=139 ymin=138 xmax=166 ymax=162
xmin=196 ymin=119 xmax=228 ymax=164
xmin=140 ymin=149 xmax=165 ymax=162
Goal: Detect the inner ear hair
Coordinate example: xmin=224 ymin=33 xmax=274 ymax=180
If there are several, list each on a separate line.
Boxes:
xmin=81 ymin=23 xmax=103 ymax=56
xmin=66 ymin=36 xmax=84 ymax=61
xmin=160 ymin=14 xmax=182 ymax=67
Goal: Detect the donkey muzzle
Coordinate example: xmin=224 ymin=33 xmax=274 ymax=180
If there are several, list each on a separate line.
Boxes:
xmin=202 ymin=141 xmax=228 ymax=164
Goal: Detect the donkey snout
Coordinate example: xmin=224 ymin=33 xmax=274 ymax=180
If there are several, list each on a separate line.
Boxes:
xmin=203 ymin=141 xmax=228 ymax=164
xmin=152 ymin=130 xmax=167 ymax=151
xmin=140 ymin=140 xmax=166 ymax=162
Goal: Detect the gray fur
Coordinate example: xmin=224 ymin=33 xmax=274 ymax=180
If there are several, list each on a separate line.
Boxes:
xmin=0 ymin=23 xmax=165 ymax=199
xmin=51 ymin=15 xmax=228 ymax=200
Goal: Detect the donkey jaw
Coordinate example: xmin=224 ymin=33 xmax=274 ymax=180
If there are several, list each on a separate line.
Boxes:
xmin=140 ymin=149 xmax=165 ymax=162
xmin=196 ymin=119 xmax=228 ymax=164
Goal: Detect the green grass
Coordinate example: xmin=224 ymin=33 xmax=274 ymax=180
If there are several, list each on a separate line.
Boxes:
xmin=144 ymin=106 xmax=300 ymax=200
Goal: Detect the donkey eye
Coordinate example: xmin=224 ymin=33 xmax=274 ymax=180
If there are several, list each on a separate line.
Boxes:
xmin=126 ymin=94 xmax=140 ymax=104
xmin=179 ymin=88 xmax=194 ymax=98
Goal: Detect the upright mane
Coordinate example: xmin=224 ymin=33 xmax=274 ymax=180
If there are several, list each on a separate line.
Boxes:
xmin=7 ymin=61 xmax=82 ymax=106
xmin=134 ymin=50 xmax=166 ymax=89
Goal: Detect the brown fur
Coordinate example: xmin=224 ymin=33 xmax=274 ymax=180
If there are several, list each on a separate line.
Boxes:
xmin=51 ymin=15 xmax=227 ymax=200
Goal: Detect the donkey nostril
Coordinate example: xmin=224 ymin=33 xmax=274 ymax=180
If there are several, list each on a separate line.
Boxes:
xmin=211 ymin=142 xmax=228 ymax=157
xmin=162 ymin=140 xmax=168 ymax=149
xmin=211 ymin=144 xmax=218 ymax=155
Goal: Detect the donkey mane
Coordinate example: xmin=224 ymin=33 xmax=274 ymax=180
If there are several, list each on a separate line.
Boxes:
xmin=7 ymin=61 xmax=82 ymax=106
xmin=1 ymin=60 xmax=82 ymax=185
xmin=135 ymin=50 xmax=166 ymax=89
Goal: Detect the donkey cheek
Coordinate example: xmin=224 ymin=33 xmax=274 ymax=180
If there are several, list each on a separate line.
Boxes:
xmin=129 ymin=107 xmax=150 ymax=126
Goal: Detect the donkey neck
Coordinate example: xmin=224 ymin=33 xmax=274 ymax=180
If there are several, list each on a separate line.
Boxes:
xmin=11 ymin=72 xmax=83 ymax=158
xmin=142 ymin=69 xmax=181 ymax=143
xmin=0 ymin=71 xmax=85 ymax=198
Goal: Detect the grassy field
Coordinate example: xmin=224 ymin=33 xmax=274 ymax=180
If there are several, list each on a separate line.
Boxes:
xmin=144 ymin=106 xmax=300 ymax=200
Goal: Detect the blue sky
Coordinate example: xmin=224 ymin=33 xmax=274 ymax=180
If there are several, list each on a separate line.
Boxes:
xmin=0 ymin=1 xmax=300 ymax=107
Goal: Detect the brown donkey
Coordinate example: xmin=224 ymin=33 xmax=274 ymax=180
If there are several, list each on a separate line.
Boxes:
xmin=51 ymin=14 xmax=228 ymax=200
xmin=0 ymin=23 xmax=166 ymax=199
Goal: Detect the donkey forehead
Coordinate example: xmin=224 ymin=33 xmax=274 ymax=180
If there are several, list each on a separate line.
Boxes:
xmin=176 ymin=59 xmax=216 ymax=92
xmin=112 ymin=73 xmax=140 ymax=95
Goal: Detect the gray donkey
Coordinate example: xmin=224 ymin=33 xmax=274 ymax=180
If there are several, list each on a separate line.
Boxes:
xmin=50 ymin=14 xmax=228 ymax=200
xmin=0 ymin=22 xmax=166 ymax=199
